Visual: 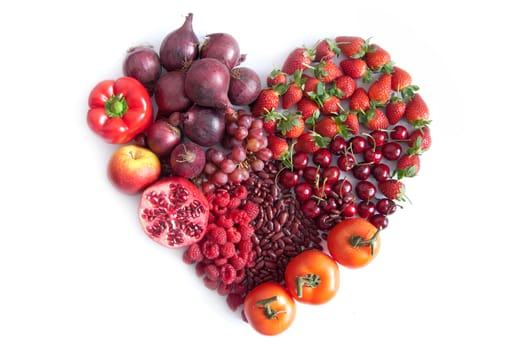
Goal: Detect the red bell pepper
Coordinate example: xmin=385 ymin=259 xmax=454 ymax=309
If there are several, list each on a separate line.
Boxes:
xmin=87 ymin=77 xmax=153 ymax=144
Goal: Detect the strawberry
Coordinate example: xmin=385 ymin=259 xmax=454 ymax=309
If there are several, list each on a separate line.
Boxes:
xmin=392 ymin=66 xmax=419 ymax=98
xmin=277 ymin=112 xmax=305 ymax=138
xmin=321 ymin=95 xmax=341 ymax=115
xmin=408 ymin=126 xmax=432 ymax=154
xmin=344 ymin=112 xmax=360 ymax=135
xmin=297 ymin=97 xmax=320 ymax=119
xmin=385 ymin=98 xmax=406 ymax=124
xmin=283 ymin=84 xmax=304 ymax=109
xmin=251 ymin=85 xmax=287 ymax=117
xmin=282 ymin=47 xmax=315 ymax=75
xmin=267 ymin=69 xmax=287 ymax=87
xmin=315 ymin=117 xmax=339 ymax=138
xmin=335 ymin=36 xmax=374 ymax=58
xmin=368 ymin=73 xmax=392 ymax=105
xmin=282 ymin=70 xmax=305 ymax=109
xmin=404 ymin=93 xmax=430 ymax=125
xmin=365 ymin=44 xmax=393 ymax=72
xmin=378 ymin=179 xmax=409 ymax=202
xmin=360 ymin=108 xmax=389 ymax=130
xmin=262 ymin=110 xmax=279 ymax=134
xmin=349 ymin=87 xmax=370 ymax=112
xmin=267 ymin=134 xmax=289 ymax=160
xmin=334 ymin=75 xmax=356 ymax=100
xmin=303 ymin=75 xmax=321 ymax=98
xmin=294 ymin=131 xmax=328 ymax=153
xmin=315 ymin=38 xmax=341 ymax=62
xmin=394 ymin=154 xmax=420 ymax=179
xmin=313 ymin=60 xmax=343 ymax=83
xmin=339 ymin=58 xmax=368 ymax=80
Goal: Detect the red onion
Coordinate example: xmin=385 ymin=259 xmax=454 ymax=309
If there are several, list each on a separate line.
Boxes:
xmin=146 ymin=119 xmax=182 ymax=157
xmin=154 ymin=71 xmax=193 ymax=116
xmin=169 ymin=142 xmax=206 ymax=179
xmin=228 ymin=67 xmax=261 ymax=106
xmin=184 ymin=58 xmax=232 ymax=110
xmin=200 ymin=33 xmax=246 ymax=69
xmin=123 ymin=46 xmax=162 ymax=94
xmin=159 ymin=13 xmax=199 ymax=71
xmin=182 ymin=105 xmax=225 ymax=147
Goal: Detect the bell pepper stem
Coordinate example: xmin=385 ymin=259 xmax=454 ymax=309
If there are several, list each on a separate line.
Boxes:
xmin=105 ymin=93 xmax=129 ymax=118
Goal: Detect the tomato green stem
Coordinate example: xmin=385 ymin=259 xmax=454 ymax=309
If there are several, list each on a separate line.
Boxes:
xmin=256 ymin=296 xmax=284 ymax=320
xmin=295 ymin=273 xmax=321 ymax=298
xmin=349 ymin=228 xmax=381 ymax=255
xmin=105 ymin=93 xmax=128 ymax=118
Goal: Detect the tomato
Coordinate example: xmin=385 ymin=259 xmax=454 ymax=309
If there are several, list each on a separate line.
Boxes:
xmin=284 ymin=249 xmax=339 ymax=305
xmin=327 ymin=218 xmax=381 ymax=268
xmin=243 ymin=282 xmax=296 ymax=336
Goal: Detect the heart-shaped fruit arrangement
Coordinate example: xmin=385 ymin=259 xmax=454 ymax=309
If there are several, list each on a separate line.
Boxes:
xmin=86 ymin=13 xmax=431 ymax=336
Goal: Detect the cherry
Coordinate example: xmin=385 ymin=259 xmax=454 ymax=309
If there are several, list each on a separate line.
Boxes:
xmin=294 ymin=182 xmax=313 ymax=201
xmin=382 ymin=142 xmax=403 ymax=161
xmin=316 ymin=213 xmax=335 ymax=230
xmin=333 ymin=179 xmax=353 ymax=197
xmin=329 ymin=136 xmax=347 ymax=154
xmin=376 ymin=198 xmax=397 ymax=215
xmin=390 ymin=125 xmax=409 ymax=141
xmin=363 ymin=148 xmax=383 ymax=164
xmin=303 ymin=166 xmax=320 ymax=183
xmin=322 ymin=166 xmax=341 ymax=184
xmin=358 ymin=201 xmax=376 ymax=218
xmin=355 ymin=180 xmax=377 ymax=201
xmin=352 ymin=164 xmax=371 ymax=180
xmin=313 ymin=148 xmax=333 ymax=168
xmin=371 ymin=163 xmax=391 ymax=181
xmin=320 ymin=198 xmax=338 ymax=212
xmin=368 ymin=130 xmax=387 ymax=147
xmin=278 ymin=169 xmax=299 ymax=188
xmin=315 ymin=182 xmax=332 ymax=198
xmin=301 ymin=198 xmax=321 ymax=218
xmin=293 ymin=152 xmax=309 ymax=170
xmin=337 ymin=153 xmax=355 ymax=171
xmin=342 ymin=202 xmax=357 ymax=217
xmin=370 ymin=214 xmax=388 ymax=229
xmin=350 ymin=136 xmax=367 ymax=154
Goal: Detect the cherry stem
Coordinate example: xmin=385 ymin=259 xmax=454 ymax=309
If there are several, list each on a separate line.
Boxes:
xmin=295 ymin=274 xmax=321 ymax=298
xmin=349 ymin=228 xmax=382 ymax=255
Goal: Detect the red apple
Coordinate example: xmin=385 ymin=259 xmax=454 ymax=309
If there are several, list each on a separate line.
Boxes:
xmin=107 ymin=145 xmax=161 ymax=195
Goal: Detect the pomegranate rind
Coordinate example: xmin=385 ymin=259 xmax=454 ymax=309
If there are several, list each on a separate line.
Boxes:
xmin=138 ymin=177 xmax=210 ymax=248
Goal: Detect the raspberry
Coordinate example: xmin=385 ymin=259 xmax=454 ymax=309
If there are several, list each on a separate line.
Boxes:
xmin=238 ymin=223 xmax=254 ymax=240
xmin=220 ymin=242 xmax=236 ymax=259
xmin=213 ymin=257 xmax=228 ymax=266
xmin=227 ymin=197 xmax=242 ymax=209
xmin=216 ymin=215 xmax=234 ymax=229
xmin=232 ymin=283 xmax=247 ymax=296
xmin=212 ymin=205 xmax=227 ymax=216
xmin=183 ymin=243 xmax=203 ymax=263
xmin=217 ymin=281 xmax=232 ymax=296
xmin=203 ymin=276 xmax=219 ymax=290
xmin=232 ymin=185 xmax=248 ymax=200
xmin=237 ymin=239 xmax=253 ymax=254
xmin=195 ymin=262 xmax=206 ymax=277
xmin=242 ymin=201 xmax=259 ymax=220
xmin=208 ymin=226 xmax=227 ymax=245
xmin=229 ymin=209 xmax=250 ymax=225
xmin=202 ymin=240 xmax=220 ymax=260
xmin=229 ymin=255 xmax=246 ymax=270
xmin=226 ymin=227 xmax=241 ymax=244
xmin=226 ymin=293 xmax=244 ymax=311
xmin=234 ymin=267 xmax=245 ymax=283
xmin=205 ymin=264 xmax=220 ymax=281
xmin=220 ymin=263 xmax=237 ymax=285
xmin=214 ymin=189 xmax=230 ymax=207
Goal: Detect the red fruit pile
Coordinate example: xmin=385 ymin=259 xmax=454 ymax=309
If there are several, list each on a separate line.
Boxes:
xmin=252 ymin=35 xmax=432 ymax=230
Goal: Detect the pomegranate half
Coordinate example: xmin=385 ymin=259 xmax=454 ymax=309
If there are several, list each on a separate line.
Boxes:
xmin=138 ymin=177 xmax=209 ymax=248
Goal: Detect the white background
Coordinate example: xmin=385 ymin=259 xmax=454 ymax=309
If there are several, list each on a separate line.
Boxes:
xmin=1 ymin=0 xmax=517 ymax=348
